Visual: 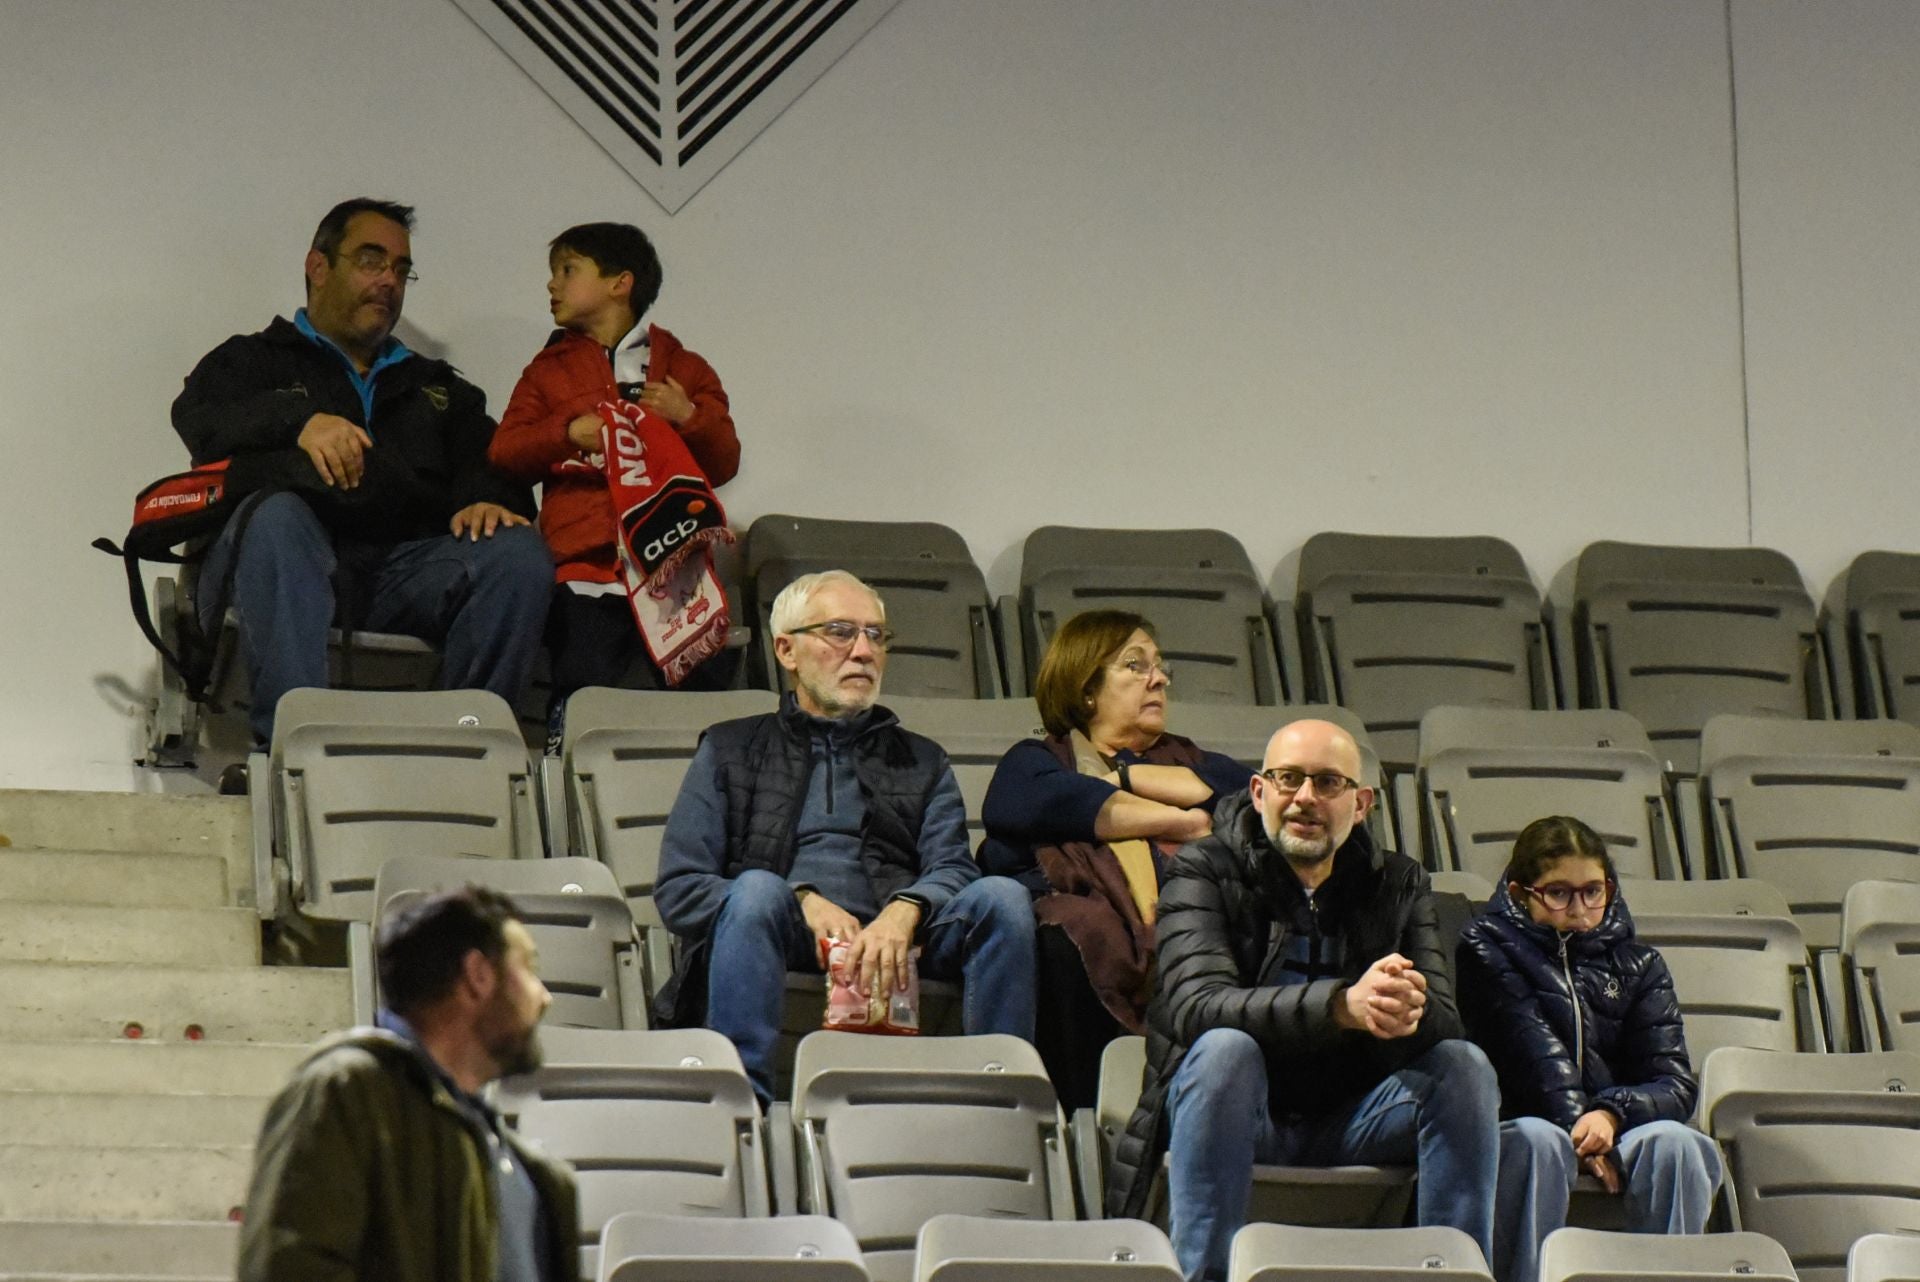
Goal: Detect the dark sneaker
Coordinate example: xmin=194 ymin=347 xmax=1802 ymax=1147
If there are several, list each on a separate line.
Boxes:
xmin=217 ymin=761 xmax=250 ymax=796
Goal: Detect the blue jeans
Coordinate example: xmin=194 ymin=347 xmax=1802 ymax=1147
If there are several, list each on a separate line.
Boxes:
xmin=704 ymin=869 xmax=1037 ymax=1102
xmin=1495 ymin=1116 xmax=1724 ymax=1282
xmin=1163 ymin=1030 xmax=1501 ymax=1282
xmin=200 ymin=493 xmax=552 ymax=743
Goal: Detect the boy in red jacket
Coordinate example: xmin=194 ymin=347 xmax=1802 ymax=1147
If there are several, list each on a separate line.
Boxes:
xmin=489 ymin=223 xmax=740 ymax=750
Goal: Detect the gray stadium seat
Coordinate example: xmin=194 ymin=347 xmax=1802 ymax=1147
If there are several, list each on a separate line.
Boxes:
xmin=1287 ymin=532 xmax=1553 ymax=772
xmin=1228 ymin=1224 xmax=1492 ymax=1282
xmin=1554 ymin=541 xmax=1835 ymax=774
xmin=1698 ymin=714 xmax=1920 ymax=949
xmin=563 ymin=687 xmax=781 ymax=998
xmin=261 ymin=688 xmax=542 ymax=923
xmin=1538 ymin=1226 xmax=1797 ymax=1282
xmin=506 ymin=1030 xmax=774 ymax=1274
xmin=915 ymin=1214 xmax=1181 ymax=1281
xmin=1841 ymin=880 xmax=1920 ymax=1053
xmin=1701 ymin=1047 xmax=1920 ymax=1282
xmin=1075 ymin=1036 xmax=1413 ymax=1241
xmin=1009 ymin=526 xmax=1282 ymax=706
xmin=1618 ymin=877 xmax=1793 ymax=918
xmin=1416 ymin=706 xmax=1683 ymax=883
xmin=599 ymin=1212 xmax=869 ymax=1281
xmin=1633 ymin=911 xmax=1822 ymax=1072
xmin=792 ymin=1031 xmax=1074 ymax=1282
xmin=1822 ymin=550 xmax=1920 ymax=724
xmin=879 ymin=695 xmax=1045 ymax=846
xmin=356 ymin=853 xmax=646 ymax=1029
xmin=1429 ymin=870 xmax=1494 ymax=903
xmin=744 ymin=513 xmax=1004 ymax=699
xmin=1848 ymin=1233 xmax=1920 ymax=1282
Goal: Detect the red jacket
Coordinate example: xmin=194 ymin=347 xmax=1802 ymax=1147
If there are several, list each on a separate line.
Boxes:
xmin=489 ymin=325 xmax=738 ymax=577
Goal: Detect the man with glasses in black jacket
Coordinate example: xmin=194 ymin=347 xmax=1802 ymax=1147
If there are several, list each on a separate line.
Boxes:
xmin=1106 ymin=718 xmax=1518 ymax=1282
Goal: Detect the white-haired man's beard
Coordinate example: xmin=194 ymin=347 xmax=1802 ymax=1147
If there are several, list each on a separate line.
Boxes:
xmin=799 ymin=664 xmax=880 ymax=716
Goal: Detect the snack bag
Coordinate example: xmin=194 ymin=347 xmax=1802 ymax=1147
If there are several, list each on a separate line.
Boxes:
xmin=820 ymin=937 xmax=923 ymax=1035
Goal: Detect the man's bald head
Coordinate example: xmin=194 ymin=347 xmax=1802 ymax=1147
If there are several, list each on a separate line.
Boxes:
xmin=1250 ymin=718 xmax=1374 ymax=881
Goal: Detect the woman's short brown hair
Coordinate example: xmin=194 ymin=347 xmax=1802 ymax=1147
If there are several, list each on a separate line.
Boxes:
xmin=1033 ymin=610 xmax=1156 ymax=737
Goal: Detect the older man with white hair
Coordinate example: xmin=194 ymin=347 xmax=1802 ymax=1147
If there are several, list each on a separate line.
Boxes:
xmin=653 ymin=569 xmax=1036 ymax=1100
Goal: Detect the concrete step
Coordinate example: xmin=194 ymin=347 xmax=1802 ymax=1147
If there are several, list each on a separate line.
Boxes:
xmin=0 ymin=904 xmax=259 ymax=967
xmin=0 ymin=791 xmax=251 ymax=910
xmin=0 ymin=963 xmax=349 ymax=1044
xmin=0 ymin=1218 xmax=236 ymax=1279
xmin=0 ymin=850 xmax=228 ymax=910
xmin=0 ymin=1041 xmax=307 ymax=1096
xmin=0 ymin=1145 xmax=252 ymax=1222
xmin=0 ymin=1093 xmax=268 ymax=1148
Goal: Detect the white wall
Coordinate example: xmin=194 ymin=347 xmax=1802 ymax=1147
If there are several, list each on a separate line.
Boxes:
xmin=0 ymin=0 xmax=1905 ymax=791
xmin=1733 ymin=0 xmax=1920 ymax=590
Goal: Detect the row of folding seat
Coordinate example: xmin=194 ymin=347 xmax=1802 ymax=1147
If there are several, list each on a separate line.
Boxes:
xmin=151 ymin=518 xmax=1920 ymax=786
xmin=734 ymin=520 xmax=1920 ymax=776
xmin=583 ymin=1214 xmax=1917 ymax=1282
xmin=488 ymin=1021 xmax=1920 ymax=1282
xmin=248 ymin=689 xmax=1920 ymax=1057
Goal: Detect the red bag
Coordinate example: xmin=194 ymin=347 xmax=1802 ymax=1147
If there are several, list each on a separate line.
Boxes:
xmin=93 ymin=460 xmax=262 ymax=703
xmin=820 ymin=938 xmax=923 ymax=1035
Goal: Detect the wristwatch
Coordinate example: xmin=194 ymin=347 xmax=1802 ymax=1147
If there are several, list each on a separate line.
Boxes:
xmin=1117 ymin=760 xmax=1134 ymax=793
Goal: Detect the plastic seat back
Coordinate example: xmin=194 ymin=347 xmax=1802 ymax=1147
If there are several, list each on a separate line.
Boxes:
xmin=270 ymin=689 xmax=539 ymax=921
xmin=1018 ymin=526 xmax=1281 ymax=706
xmin=1418 ymin=707 xmax=1680 ymax=883
xmin=374 ymin=853 xmax=644 ymax=1029
xmin=1701 ymin=1047 xmax=1920 ymax=1282
xmin=881 ymin=696 xmax=1045 ymax=844
xmin=1700 ymin=714 xmax=1920 ymax=948
xmin=1633 ymin=912 xmax=1818 ymax=1071
xmin=1567 ymin=541 xmax=1830 ymax=774
xmin=564 ymin=688 xmax=781 ymax=999
xmin=600 ymin=1213 xmax=869 ymax=1281
xmin=793 ymin=1032 xmax=1072 ymax=1282
xmin=1229 ymin=1224 xmax=1492 ymax=1282
xmin=1842 ymin=880 xmax=1920 ymax=1052
xmin=745 ymin=514 xmax=1002 ymax=699
xmin=1294 ymin=533 xmax=1551 ymax=770
xmin=915 ymin=1213 xmax=1181 ymax=1281
xmin=1537 ymin=1226 xmax=1796 ymax=1282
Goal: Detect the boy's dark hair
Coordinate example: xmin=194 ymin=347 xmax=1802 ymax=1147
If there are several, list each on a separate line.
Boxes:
xmin=550 ymin=222 xmax=663 ymax=319
xmin=1503 ymin=815 xmax=1616 ymax=888
xmin=376 ymin=885 xmax=520 ymax=1019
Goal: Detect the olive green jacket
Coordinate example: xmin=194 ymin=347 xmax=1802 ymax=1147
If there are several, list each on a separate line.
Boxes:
xmin=237 ymin=1028 xmax=579 ymax=1282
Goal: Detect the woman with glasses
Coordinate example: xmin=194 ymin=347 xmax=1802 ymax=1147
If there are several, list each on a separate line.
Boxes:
xmin=1455 ymin=815 xmax=1723 ymax=1282
xmin=979 ymin=610 xmax=1249 ymax=1108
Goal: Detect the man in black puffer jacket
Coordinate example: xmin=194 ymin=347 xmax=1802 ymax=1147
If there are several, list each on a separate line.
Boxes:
xmin=1108 ymin=719 xmax=1511 ymax=1282
xmin=1456 ymin=815 xmax=1722 ymax=1282
xmin=173 ymin=197 xmax=551 ymax=750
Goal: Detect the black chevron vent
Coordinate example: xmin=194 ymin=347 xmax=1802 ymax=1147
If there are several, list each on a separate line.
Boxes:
xmin=453 ymin=0 xmax=900 ymax=213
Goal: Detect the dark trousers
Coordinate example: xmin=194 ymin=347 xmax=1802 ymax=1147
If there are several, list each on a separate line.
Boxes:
xmin=544 ymin=591 xmax=738 ymax=737
xmin=1033 ymin=922 xmax=1127 ymax=1112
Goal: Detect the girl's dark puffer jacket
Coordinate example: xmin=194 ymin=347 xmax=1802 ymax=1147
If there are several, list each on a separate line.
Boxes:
xmin=1454 ymin=882 xmax=1696 ymax=1131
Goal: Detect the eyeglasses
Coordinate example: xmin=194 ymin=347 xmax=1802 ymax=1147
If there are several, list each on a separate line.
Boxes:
xmin=1522 ymin=882 xmax=1612 ymax=912
xmin=1259 ymin=768 xmax=1360 ymax=798
xmin=788 ymin=620 xmax=894 ymax=651
xmin=338 ymin=246 xmax=419 ymax=283
xmin=1110 ymin=657 xmax=1174 ymax=683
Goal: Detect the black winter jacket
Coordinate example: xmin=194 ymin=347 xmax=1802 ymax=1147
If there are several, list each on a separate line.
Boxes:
xmin=1106 ymin=793 xmax=1461 ymax=1218
xmin=172 ymin=316 xmax=531 ymax=544
xmin=1454 ymin=883 xmax=1696 ymax=1132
